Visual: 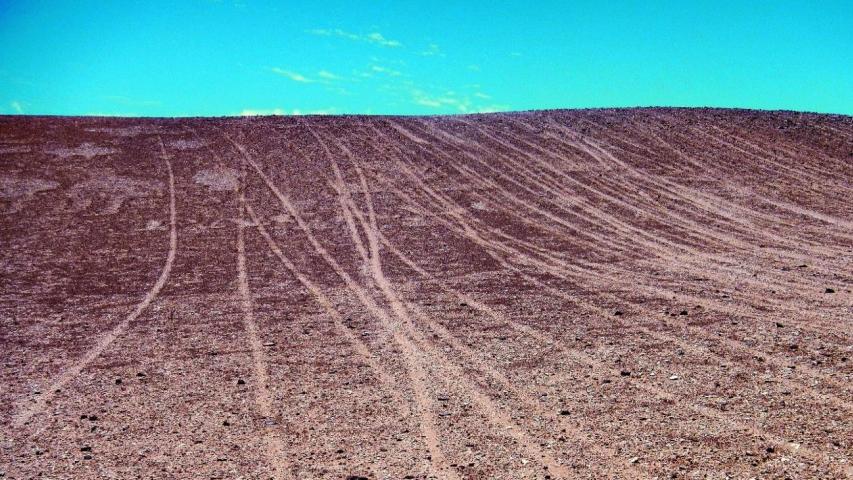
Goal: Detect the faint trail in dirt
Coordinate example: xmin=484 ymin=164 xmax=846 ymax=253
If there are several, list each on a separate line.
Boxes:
xmin=583 ymin=122 xmax=852 ymax=303
xmin=338 ymin=156 xmax=576 ymax=480
xmin=224 ymin=131 xmax=456 ymax=479
xmin=397 ymin=119 xmax=851 ymax=340
xmin=254 ymin=123 xmax=580 ymax=478
xmin=308 ymin=126 xmax=559 ymax=479
xmin=672 ymin=119 xmax=853 ymax=230
xmin=12 ymin=137 xmax=178 ymax=428
xmin=242 ymin=202 xmax=411 ymax=418
xmin=554 ymin=116 xmax=849 ymax=251
xmin=524 ymin=126 xmax=848 ymax=326
xmin=371 ymin=138 xmax=853 ymax=409
xmin=594 ymin=119 xmax=847 ymax=251
xmin=235 ymin=189 xmax=289 ymax=480
xmin=369 ymin=121 xmax=852 ymax=473
xmin=447 ymin=117 xmax=839 ymax=298
xmin=369 ymin=166 xmax=853 ymax=477
xmin=475 ymin=115 xmax=848 ymax=290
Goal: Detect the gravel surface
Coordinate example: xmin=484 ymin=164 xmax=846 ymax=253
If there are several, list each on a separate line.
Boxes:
xmin=1 ymin=108 xmax=851 ymax=479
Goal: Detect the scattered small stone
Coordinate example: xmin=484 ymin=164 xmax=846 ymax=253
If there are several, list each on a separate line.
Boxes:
xmin=88 ymin=415 xmax=99 ymax=421
xmin=559 ymin=410 xmax=570 ymax=416
xmin=83 ymin=454 xmax=92 ymax=460
xmin=775 ymin=322 xmax=784 ymax=328
xmin=80 ymin=446 xmax=92 ymax=452
xmin=679 ymin=310 xmax=688 ymax=316
xmin=262 ymin=341 xmax=276 ymax=347
xmin=620 ymin=370 xmax=631 ymax=377
xmin=613 ymin=310 xmax=623 ymax=316
xmin=629 ymin=456 xmax=640 ymax=464
xmin=346 ymin=476 xmax=369 ymax=480
xmin=115 ymin=378 xmax=122 ymax=385
xmin=237 ymin=379 xmax=245 ymax=385
xmin=766 ymin=446 xmax=775 ymax=454
xmin=437 ymin=395 xmax=449 ymax=402
xmin=136 ymin=372 xmax=146 ymax=378
xmin=825 ymin=288 xmax=835 ymax=293
xmin=222 ymin=420 xmax=230 ymax=427
xmin=669 ymin=375 xmax=679 ymax=380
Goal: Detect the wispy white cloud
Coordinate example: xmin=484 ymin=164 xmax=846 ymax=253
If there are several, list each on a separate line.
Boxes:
xmin=270 ymin=68 xmax=314 ymax=83
xmin=365 ymin=32 xmax=402 ymax=47
xmin=370 ymin=65 xmax=402 ymax=77
xmin=10 ymin=101 xmax=23 ymax=114
xmin=317 ymin=70 xmax=341 ymax=80
xmin=410 ymin=88 xmax=507 ymax=114
xmin=269 ymin=68 xmax=350 ymax=88
xmin=308 ymin=28 xmax=403 ymax=48
xmin=420 ymin=43 xmax=444 ymax=57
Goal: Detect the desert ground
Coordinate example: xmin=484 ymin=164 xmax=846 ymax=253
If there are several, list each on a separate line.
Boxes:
xmin=1 ymin=108 xmax=851 ymax=479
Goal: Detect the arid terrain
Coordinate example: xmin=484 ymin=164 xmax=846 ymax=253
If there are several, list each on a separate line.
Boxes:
xmin=1 ymin=108 xmax=851 ymax=479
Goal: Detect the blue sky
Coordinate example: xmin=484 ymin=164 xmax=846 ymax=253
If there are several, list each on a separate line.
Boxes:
xmin=0 ymin=0 xmax=851 ymax=116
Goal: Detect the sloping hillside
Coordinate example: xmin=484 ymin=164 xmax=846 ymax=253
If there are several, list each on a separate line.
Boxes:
xmin=1 ymin=108 xmax=851 ymax=479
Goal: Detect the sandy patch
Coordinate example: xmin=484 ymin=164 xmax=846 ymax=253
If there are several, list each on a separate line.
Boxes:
xmin=0 ymin=145 xmax=31 ymax=155
xmin=0 ymin=176 xmax=59 ymax=199
xmin=169 ymin=139 xmax=208 ymax=150
xmin=46 ymin=143 xmax=117 ymax=160
xmin=0 ymin=176 xmax=60 ymax=213
xmin=193 ymin=166 xmax=241 ymax=191
xmin=85 ymin=126 xmax=162 ymax=137
xmin=69 ymin=169 xmax=164 ymax=214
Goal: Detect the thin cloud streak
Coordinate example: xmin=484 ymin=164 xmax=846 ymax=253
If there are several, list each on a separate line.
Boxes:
xmin=308 ymin=28 xmax=403 ymax=48
xmin=270 ymin=68 xmax=314 ymax=83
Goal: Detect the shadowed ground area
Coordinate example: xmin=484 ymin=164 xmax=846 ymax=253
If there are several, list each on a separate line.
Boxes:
xmin=1 ymin=108 xmax=851 ymax=479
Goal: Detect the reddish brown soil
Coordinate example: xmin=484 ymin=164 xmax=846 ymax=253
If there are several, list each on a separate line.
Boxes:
xmin=1 ymin=108 xmax=851 ymax=479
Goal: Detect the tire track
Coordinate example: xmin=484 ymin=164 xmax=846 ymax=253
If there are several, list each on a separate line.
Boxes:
xmin=453 ymin=117 xmax=843 ymax=291
xmin=591 ymin=119 xmax=849 ymax=250
xmin=235 ymin=188 xmax=289 ymax=480
xmin=223 ymin=131 xmax=460 ymax=480
xmin=12 ymin=137 xmax=178 ymax=429
xmin=660 ymin=117 xmax=853 ymax=231
xmin=315 ymin=128 xmax=636 ymax=477
xmin=369 ymin=142 xmax=853 ymax=409
xmin=397 ymin=119 xmax=852 ymax=340
xmin=365 ymin=120 xmax=853 ymax=454
xmin=363 ymin=157 xmax=852 ymax=477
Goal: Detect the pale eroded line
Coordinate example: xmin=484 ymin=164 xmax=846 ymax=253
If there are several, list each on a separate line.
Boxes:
xmin=235 ymin=189 xmax=289 ymax=480
xmin=13 ymin=136 xmax=178 ymax=428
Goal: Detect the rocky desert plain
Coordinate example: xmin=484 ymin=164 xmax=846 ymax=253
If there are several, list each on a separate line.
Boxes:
xmin=1 ymin=108 xmax=851 ymax=479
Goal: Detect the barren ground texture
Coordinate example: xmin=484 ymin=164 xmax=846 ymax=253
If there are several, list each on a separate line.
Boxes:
xmin=0 ymin=108 xmax=851 ymax=479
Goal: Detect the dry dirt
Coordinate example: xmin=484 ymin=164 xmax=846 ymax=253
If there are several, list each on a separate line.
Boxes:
xmin=0 ymin=108 xmax=851 ymax=479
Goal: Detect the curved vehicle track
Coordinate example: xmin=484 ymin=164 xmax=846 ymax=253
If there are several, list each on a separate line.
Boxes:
xmin=1 ymin=109 xmax=851 ymax=479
